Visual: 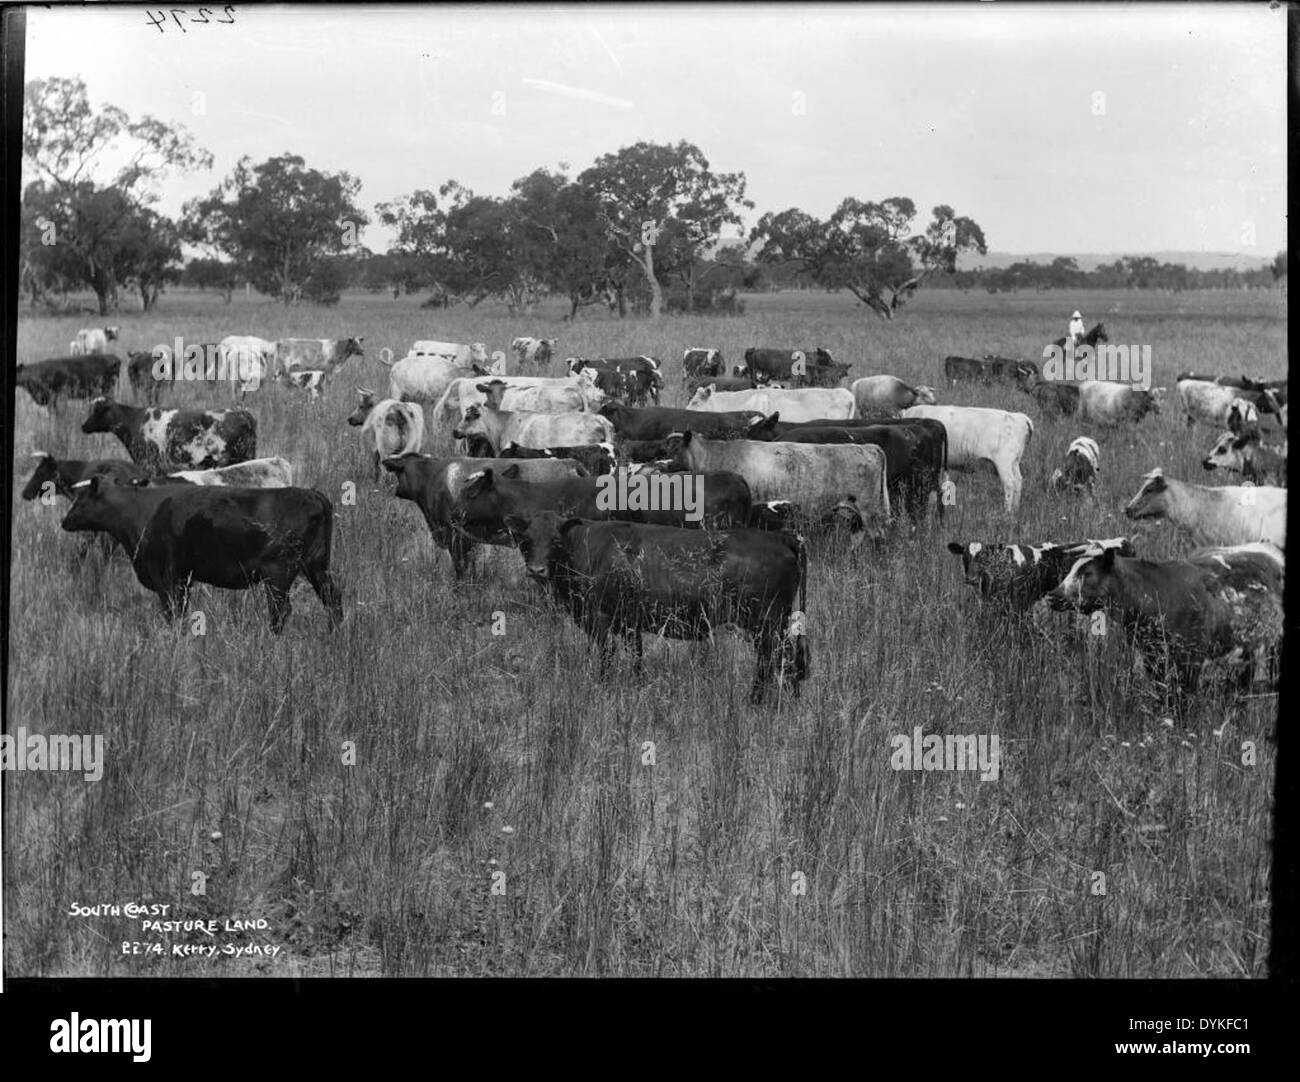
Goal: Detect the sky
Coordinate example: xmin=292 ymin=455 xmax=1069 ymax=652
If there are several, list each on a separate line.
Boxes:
xmin=22 ymin=3 xmax=1288 ymax=260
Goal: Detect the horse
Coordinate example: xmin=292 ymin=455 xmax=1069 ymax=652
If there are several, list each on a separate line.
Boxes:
xmin=1050 ymin=322 xmax=1109 ymax=353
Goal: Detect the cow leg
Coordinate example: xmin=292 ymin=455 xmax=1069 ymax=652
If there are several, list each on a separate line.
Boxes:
xmin=449 ymin=534 xmax=476 ymax=580
xmin=998 ymin=460 xmax=1023 ymax=513
xmin=750 ymin=629 xmax=776 ymax=704
xmin=371 ymin=450 xmax=381 ymax=483
xmin=263 ymin=575 xmax=295 ymax=633
xmin=624 ymin=629 xmax=644 ymax=679
xmin=304 ymin=562 xmax=344 ymax=629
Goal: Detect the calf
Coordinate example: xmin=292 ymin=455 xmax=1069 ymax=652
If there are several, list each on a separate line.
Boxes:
xmin=21 ymin=453 xmax=151 ymax=502
xmin=1202 ymin=431 xmax=1287 ymax=487
xmin=61 ymin=477 xmax=343 ymax=632
xmin=511 ymin=336 xmax=556 ymax=367
xmin=741 ymin=347 xmax=837 ymax=384
xmin=506 ymin=512 xmax=809 ymax=702
xmin=1048 ymin=542 xmax=1284 ymax=693
xmin=1125 ymin=468 xmax=1286 ymax=548
xmin=17 ymin=355 xmax=121 ymax=407
xmin=71 ymin=326 xmax=120 ymax=355
xmin=279 ymin=369 xmax=327 ymax=400
xmin=1078 ymin=382 xmax=1160 ymax=426
xmin=81 ymin=398 xmax=257 ymax=473
xmin=1051 ymin=436 xmax=1100 ymax=496
xmin=948 ymin=537 xmax=1135 ymax=611
xmin=902 ymin=404 xmax=1033 ymax=512
xmin=682 ymin=348 xmax=724 ymax=383
xmin=568 ymin=356 xmax=663 ymax=406
xmin=381 ymin=452 xmax=585 ymax=577
xmin=347 ymin=388 xmax=424 ymax=479
xmin=500 ymin=441 xmax=615 ymax=476
xmin=453 ymin=397 xmax=613 ymax=456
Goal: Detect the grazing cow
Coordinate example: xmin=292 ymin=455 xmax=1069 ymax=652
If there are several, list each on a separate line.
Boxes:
xmin=434 ymin=374 xmax=604 ymax=434
xmin=347 ymin=388 xmax=424 ymax=480
xmin=452 ymin=396 xmax=614 ymax=456
xmin=1124 ymin=468 xmax=1286 ymax=548
xmin=1014 ymin=372 xmax=1081 ymax=419
xmin=600 ymin=404 xmax=763 ymax=443
xmin=688 ymin=385 xmax=856 ymax=423
xmin=129 ymin=343 xmax=224 ymax=403
xmin=382 ymin=353 xmax=471 ymax=406
xmin=61 ymin=477 xmax=342 ymax=632
xmin=511 ymin=337 xmax=556 ymax=367
xmin=21 ymin=453 xmax=151 ymax=502
xmin=741 ymin=347 xmax=837 ymax=384
xmin=218 ymin=335 xmax=278 ymax=383
xmin=1077 ymin=382 xmax=1160 ymax=426
xmin=944 ymin=354 xmax=1035 ymax=387
xmin=161 ymin=457 xmax=295 ymax=488
xmin=943 ymin=356 xmax=987 ymax=386
xmin=948 ymin=537 xmax=1135 ymax=611
xmin=750 ymin=422 xmax=935 ymax=519
xmin=669 ymin=432 xmax=890 ymax=529
xmin=16 ymin=355 xmax=121 ymax=407
xmin=567 ymin=357 xmax=664 ymax=406
xmin=81 ymin=398 xmax=257 ymax=473
xmin=499 ymin=441 xmax=616 ymax=477
xmin=1048 ymin=542 xmax=1284 ymax=693
xmin=381 ymin=453 xmax=585 ymax=578
xmin=412 ymin=340 xmax=489 ymax=367
xmin=276 ymin=337 xmax=364 ymax=376
xmin=852 ymin=375 xmax=937 ymax=412
xmin=902 ymin=404 xmax=1033 ymax=512
xmin=505 ymin=512 xmax=809 ymax=702
xmin=279 ymin=368 xmax=327 ymax=401
xmin=1177 ymin=378 xmax=1283 ymax=430
xmin=1202 ymin=430 xmax=1287 ymax=486
xmin=1176 ymin=372 xmax=1288 ymax=407
xmin=71 ymin=327 xmax=120 ymax=355
xmin=682 ymin=348 xmax=724 ymax=383
xmin=1051 ymin=436 xmax=1101 ymax=496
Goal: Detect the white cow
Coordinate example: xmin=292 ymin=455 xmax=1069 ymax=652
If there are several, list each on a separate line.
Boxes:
xmin=166 ymin=457 xmax=294 ymax=487
xmin=413 ymin=340 xmax=489 ymax=367
xmin=511 ymin=337 xmax=556 ymax=366
xmin=433 ymin=373 xmax=604 ymax=433
xmin=452 ymin=399 xmax=613 ymax=454
xmin=903 ymin=404 xmax=1034 ymax=512
xmin=382 ymin=353 xmax=472 ymax=406
xmin=71 ymin=327 xmax=119 ymax=355
xmin=852 ymin=375 xmax=937 ymax=412
xmin=1125 ymin=469 xmax=1286 ymax=549
xmin=1178 ymin=378 xmax=1275 ymax=431
xmin=347 ymin=388 xmax=425 ymax=480
xmin=219 ymin=336 xmax=279 ymax=396
xmin=278 ymin=369 xmax=327 ymax=401
xmin=687 ymin=385 xmax=856 ymax=423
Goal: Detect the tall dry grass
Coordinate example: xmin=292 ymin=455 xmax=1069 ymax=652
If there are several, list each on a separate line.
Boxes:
xmin=5 ymin=285 xmax=1283 ymax=976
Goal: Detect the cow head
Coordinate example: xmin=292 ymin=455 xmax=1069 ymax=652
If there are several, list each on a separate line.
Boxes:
xmin=453 ymin=404 xmax=488 ymax=444
xmin=474 ymin=381 xmax=509 ymax=409
xmin=813 ymin=348 xmax=834 ymax=366
xmin=1047 ymin=545 xmax=1122 ymax=612
xmin=687 ymin=385 xmax=714 ymax=408
xmin=381 ymin=452 xmax=434 ymax=502
xmin=60 ymin=475 xmax=123 ymax=534
xmin=1124 ymin=469 xmax=1168 ymax=520
xmin=465 ymin=434 xmax=497 ymax=458
xmin=344 ymin=336 xmax=364 ymax=359
xmin=105 ymin=326 xmax=120 ymax=341
xmin=81 ymin=397 xmax=120 ymax=434
xmin=1227 ymin=398 xmax=1258 ymax=435
xmin=746 ymin=412 xmax=781 ymax=441
xmin=912 ymin=385 xmax=938 ymax=405
xmin=1203 ymin=431 xmax=1252 ymax=473
xmin=347 ymin=388 xmax=377 ymax=426
xmin=21 ymin=453 xmax=59 ymax=501
xmin=468 ymin=343 xmax=489 ymax=365
xmin=504 ymin=510 xmax=583 ymax=581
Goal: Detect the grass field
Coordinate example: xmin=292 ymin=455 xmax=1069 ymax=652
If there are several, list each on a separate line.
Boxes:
xmin=5 ymin=285 xmax=1285 ymax=976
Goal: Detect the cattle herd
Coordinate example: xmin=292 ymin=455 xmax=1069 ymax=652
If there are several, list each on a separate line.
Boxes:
xmin=15 ymin=324 xmax=1289 ymax=708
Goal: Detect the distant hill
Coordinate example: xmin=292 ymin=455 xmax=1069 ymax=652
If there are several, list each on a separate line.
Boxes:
xmin=960 ymin=251 xmax=1274 ymax=272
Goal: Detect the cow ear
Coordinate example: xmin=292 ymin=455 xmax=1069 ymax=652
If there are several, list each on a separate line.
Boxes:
xmin=502 ymin=463 xmax=522 ymax=479
xmin=475 ymin=382 xmax=490 ymax=391
xmin=504 ymin=514 xmax=529 ymax=540
xmin=560 ymin=517 xmax=583 ymax=535
xmin=947 ymin=541 xmax=966 ymax=555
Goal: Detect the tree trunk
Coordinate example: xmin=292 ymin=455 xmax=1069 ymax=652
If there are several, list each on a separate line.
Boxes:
xmin=642 ymin=246 xmax=663 ymax=318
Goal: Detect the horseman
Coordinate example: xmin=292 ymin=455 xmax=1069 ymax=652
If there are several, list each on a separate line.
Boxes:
xmin=1067 ymin=310 xmax=1086 ymax=348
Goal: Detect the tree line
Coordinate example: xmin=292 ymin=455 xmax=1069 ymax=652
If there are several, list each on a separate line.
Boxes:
xmin=25 ymin=78 xmax=1277 ymax=321
xmin=929 ymin=254 xmax=1286 ymax=294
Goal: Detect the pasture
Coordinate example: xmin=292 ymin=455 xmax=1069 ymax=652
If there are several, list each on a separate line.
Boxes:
xmin=5 ymin=286 xmax=1284 ymax=976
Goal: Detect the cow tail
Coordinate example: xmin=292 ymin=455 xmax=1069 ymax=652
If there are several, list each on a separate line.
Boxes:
xmin=796 ymin=533 xmax=807 ymax=617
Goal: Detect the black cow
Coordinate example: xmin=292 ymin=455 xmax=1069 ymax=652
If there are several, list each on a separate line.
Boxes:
xmin=599 ymin=403 xmax=762 ymax=442
xmin=686 ymin=374 xmax=758 ymax=394
xmin=742 ymin=347 xmax=837 ymax=385
xmin=682 ymin=348 xmax=725 ymax=383
xmin=17 ymin=354 xmax=121 ymax=406
xmin=21 ymin=453 xmax=152 ymax=503
xmin=943 ymin=356 xmax=986 ymax=386
xmin=505 ymin=512 xmax=809 ymax=703
xmin=615 ymin=438 xmax=676 ymax=464
xmin=81 ymin=398 xmax=257 ymax=472
xmin=1018 ymin=379 xmax=1081 ymax=418
xmin=499 ymin=441 xmax=615 ymax=476
xmin=61 ymin=477 xmax=343 ymax=631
